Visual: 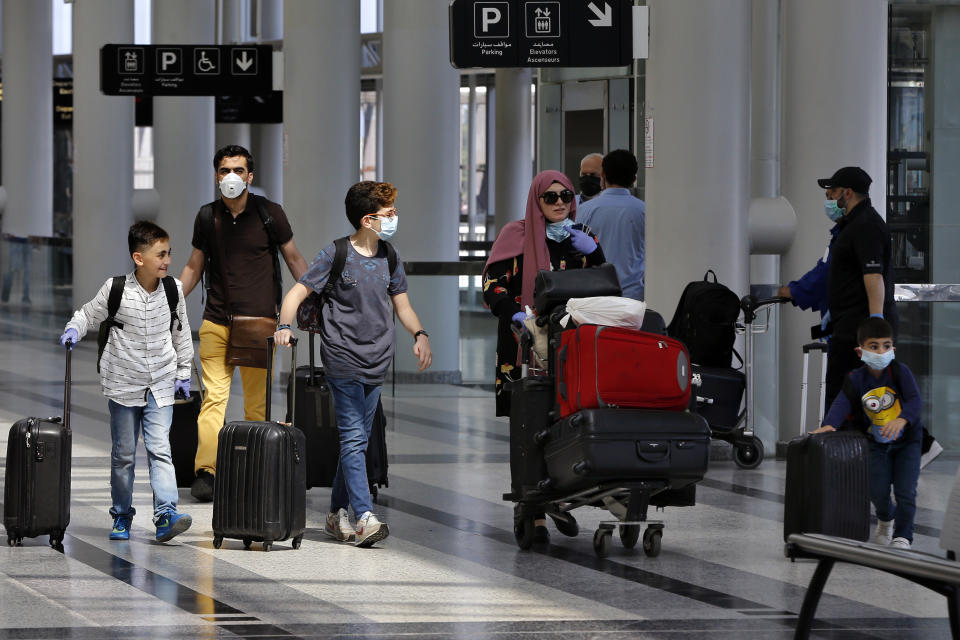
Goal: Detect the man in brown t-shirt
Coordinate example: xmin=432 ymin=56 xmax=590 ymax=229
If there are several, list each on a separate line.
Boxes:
xmin=179 ymin=145 xmax=308 ymax=502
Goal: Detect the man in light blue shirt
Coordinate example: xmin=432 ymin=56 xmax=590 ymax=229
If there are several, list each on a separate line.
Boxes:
xmin=577 ymin=149 xmax=646 ymax=300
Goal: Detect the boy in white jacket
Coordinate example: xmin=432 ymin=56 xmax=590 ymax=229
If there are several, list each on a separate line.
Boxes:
xmin=60 ymin=221 xmax=194 ymax=543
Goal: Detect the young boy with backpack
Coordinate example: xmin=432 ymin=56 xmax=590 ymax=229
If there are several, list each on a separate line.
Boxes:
xmin=273 ymin=181 xmax=432 ymax=548
xmin=58 ymin=221 xmax=194 ymax=543
xmin=812 ymin=317 xmax=923 ymax=549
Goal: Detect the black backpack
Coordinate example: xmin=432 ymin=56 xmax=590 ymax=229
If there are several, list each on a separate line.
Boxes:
xmin=97 ymin=275 xmax=181 ymax=372
xmin=667 ymin=270 xmax=742 ymax=367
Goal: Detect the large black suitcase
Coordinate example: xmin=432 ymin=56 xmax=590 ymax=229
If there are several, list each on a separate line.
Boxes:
xmin=285 ymin=334 xmax=390 ymax=495
xmin=508 ymin=376 xmax=554 ymax=495
xmin=170 ymin=361 xmax=202 ymax=488
xmin=692 ymin=365 xmax=745 ymax=433
xmin=783 ymin=432 xmax=870 ymax=542
xmin=4 ymin=346 xmax=72 ymax=548
xmin=287 ymin=335 xmax=339 ymax=489
xmin=543 ymin=408 xmax=711 ymax=493
xmin=212 ymin=338 xmax=306 ymax=551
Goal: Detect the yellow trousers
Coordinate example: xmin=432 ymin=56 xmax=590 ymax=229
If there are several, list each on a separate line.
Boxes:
xmin=194 ymin=320 xmax=270 ymax=474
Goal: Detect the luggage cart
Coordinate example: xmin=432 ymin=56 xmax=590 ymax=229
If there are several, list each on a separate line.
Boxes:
xmin=692 ymin=295 xmax=789 ymax=469
xmin=503 ymin=310 xmax=702 ymax=558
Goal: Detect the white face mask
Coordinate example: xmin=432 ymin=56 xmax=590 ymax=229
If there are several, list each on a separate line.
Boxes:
xmin=219 ymin=173 xmax=247 ymax=199
xmin=376 ymin=216 xmax=398 ymax=241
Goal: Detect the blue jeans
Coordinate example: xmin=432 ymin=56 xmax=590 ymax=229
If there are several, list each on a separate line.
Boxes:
xmin=327 ymin=377 xmax=382 ymax=518
xmin=108 ymin=392 xmax=178 ymax=523
xmin=868 ymin=428 xmax=922 ymax=542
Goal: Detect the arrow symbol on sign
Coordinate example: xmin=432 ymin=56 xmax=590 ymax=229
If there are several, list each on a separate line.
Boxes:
xmin=236 ymin=51 xmax=254 ymax=71
xmin=587 ymin=1 xmax=612 ymax=27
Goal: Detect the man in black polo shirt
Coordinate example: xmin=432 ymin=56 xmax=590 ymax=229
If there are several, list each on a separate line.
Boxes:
xmin=179 ymin=145 xmax=308 ymax=501
xmin=817 ymin=166 xmax=897 ymax=408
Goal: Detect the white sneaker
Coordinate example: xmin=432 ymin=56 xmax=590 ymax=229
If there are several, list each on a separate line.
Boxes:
xmin=324 ymin=508 xmax=356 ymax=542
xmin=890 ymin=537 xmax=911 ymax=550
xmin=355 ymin=511 xmax=389 ymax=548
xmin=920 ymin=440 xmax=944 ymax=470
xmin=873 ymin=520 xmax=893 ymax=546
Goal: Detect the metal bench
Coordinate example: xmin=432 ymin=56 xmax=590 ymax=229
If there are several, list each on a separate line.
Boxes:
xmin=785 ymin=467 xmax=960 ymax=639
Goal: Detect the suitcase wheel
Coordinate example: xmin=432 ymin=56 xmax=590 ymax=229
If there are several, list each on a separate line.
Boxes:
xmin=733 ymin=436 xmax=764 ymax=470
xmin=619 ymin=524 xmax=641 ymax=549
xmin=292 ymin=536 xmax=303 ymax=550
xmin=213 ymin=535 xmax=223 ymax=549
xmin=49 ymin=533 xmax=64 ymax=549
xmin=514 ymin=517 xmax=535 ymax=550
xmin=263 ymin=542 xmax=272 ymax=552
xmin=243 ymin=538 xmax=252 ymax=550
xmin=593 ymin=528 xmax=612 ymax=558
xmin=642 ymin=527 xmax=662 ymax=557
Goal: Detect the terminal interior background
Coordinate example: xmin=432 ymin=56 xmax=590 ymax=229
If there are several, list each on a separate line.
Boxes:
xmin=0 ymin=1 xmax=960 ymax=638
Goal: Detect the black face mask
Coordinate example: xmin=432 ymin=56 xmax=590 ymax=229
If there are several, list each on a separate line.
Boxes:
xmin=578 ymin=174 xmax=602 ymax=197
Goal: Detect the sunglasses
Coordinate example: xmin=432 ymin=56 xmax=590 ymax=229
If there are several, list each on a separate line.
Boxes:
xmin=540 ymin=189 xmax=575 ymax=205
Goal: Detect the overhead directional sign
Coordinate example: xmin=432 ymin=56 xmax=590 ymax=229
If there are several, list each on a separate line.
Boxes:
xmin=100 ymin=44 xmax=273 ymax=96
xmin=449 ymin=0 xmax=635 ymax=68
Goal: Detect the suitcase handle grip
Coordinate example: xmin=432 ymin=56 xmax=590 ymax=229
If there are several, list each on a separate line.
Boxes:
xmin=557 ymin=345 xmax=567 ymax=400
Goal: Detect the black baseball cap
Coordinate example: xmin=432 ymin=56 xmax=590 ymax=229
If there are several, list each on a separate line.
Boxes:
xmin=816 ymin=166 xmax=872 ymax=193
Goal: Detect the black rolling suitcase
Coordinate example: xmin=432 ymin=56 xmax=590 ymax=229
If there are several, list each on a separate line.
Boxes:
xmin=783 ymin=342 xmax=869 ymax=542
xmin=542 ymin=408 xmax=711 ymax=493
xmin=287 ymin=334 xmax=340 ymax=489
xmin=170 ymin=360 xmax=203 ymax=488
xmin=692 ymin=365 xmax=745 ymax=432
xmin=508 ymin=376 xmax=554 ymax=496
xmin=4 ymin=345 xmax=73 ymax=548
xmin=212 ymin=337 xmax=306 ymax=551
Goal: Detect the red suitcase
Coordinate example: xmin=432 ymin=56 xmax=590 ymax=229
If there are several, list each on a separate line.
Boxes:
xmin=556 ymin=325 xmax=691 ymax=418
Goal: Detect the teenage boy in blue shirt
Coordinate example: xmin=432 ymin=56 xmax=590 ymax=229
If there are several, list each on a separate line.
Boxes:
xmin=813 ymin=317 xmax=922 ymax=550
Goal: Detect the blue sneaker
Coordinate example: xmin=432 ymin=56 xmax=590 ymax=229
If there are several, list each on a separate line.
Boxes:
xmin=109 ymin=515 xmax=132 ymax=541
xmin=155 ymin=513 xmax=192 ymax=542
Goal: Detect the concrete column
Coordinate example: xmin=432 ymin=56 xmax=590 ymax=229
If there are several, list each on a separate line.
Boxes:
xmin=71 ymin=1 xmax=133 ymax=304
xmin=750 ymin=0 xmax=783 ymax=451
xmin=493 ymin=68 xmax=532 ymax=231
xmin=383 ymin=0 xmax=461 ymax=381
xmin=284 ymin=0 xmax=359 ymax=250
xmin=644 ymin=1 xmax=751 ymax=323
xmin=216 ymin=0 xmax=252 ymax=154
xmin=153 ymin=1 xmax=216 ymax=329
xmin=780 ymin=0 xmax=887 ymax=438
xmin=1 ymin=0 xmax=52 ymax=238
xmin=252 ymin=0 xmax=284 ymax=202
xmin=260 ymin=0 xmax=284 ymax=41
xmin=929 ymin=6 xmax=960 ymax=448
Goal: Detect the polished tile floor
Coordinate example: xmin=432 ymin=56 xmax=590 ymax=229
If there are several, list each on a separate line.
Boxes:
xmin=0 ymin=298 xmax=958 ymax=639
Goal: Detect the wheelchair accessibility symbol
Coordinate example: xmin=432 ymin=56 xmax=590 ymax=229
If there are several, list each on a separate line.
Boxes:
xmin=195 ymin=48 xmax=220 ymax=75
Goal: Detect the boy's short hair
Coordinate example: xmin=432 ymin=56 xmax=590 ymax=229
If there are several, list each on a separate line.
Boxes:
xmin=602 ymin=149 xmax=639 ymax=187
xmin=857 ymin=317 xmax=894 ymax=345
xmin=213 ymin=144 xmax=255 ymax=173
xmin=128 ymin=221 xmax=169 ymax=256
xmin=345 ymin=181 xmax=398 ymax=230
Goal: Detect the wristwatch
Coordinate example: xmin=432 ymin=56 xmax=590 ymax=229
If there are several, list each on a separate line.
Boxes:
xmin=414 ymin=329 xmax=429 ymax=340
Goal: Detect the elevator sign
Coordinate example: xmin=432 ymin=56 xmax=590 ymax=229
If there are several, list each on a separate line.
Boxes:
xmin=100 ymin=44 xmax=273 ymax=96
xmin=450 ymin=0 xmax=637 ymax=68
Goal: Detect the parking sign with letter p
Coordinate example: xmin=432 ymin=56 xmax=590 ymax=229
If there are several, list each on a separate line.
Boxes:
xmin=475 ymin=1 xmax=509 ymax=38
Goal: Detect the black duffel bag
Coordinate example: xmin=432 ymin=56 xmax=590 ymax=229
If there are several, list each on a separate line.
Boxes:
xmin=533 ymin=263 xmax=621 ymax=315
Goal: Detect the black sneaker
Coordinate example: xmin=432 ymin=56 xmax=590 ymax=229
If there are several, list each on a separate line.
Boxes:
xmin=191 ymin=470 xmax=215 ymax=502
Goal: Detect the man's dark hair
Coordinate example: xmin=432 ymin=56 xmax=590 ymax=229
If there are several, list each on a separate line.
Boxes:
xmin=857 ymin=317 xmax=894 ymax=345
xmin=602 ymin=149 xmax=639 ymax=187
xmin=345 ymin=181 xmax=398 ymax=230
xmin=128 ymin=221 xmax=169 ymax=256
xmin=213 ymin=144 xmax=255 ymax=174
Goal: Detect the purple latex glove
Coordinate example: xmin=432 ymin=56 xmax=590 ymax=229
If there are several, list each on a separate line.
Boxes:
xmin=174 ymin=379 xmax=191 ymax=399
xmin=569 ymin=228 xmax=598 ymax=254
xmin=511 ymin=311 xmax=527 ymax=327
xmin=59 ymin=328 xmax=78 ymax=350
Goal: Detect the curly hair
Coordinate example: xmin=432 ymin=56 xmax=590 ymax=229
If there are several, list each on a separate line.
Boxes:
xmin=345 ymin=181 xmax=398 ymax=229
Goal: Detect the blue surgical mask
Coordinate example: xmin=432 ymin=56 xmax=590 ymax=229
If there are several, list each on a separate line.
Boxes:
xmin=860 ymin=348 xmax=894 ymax=371
xmin=545 ymin=218 xmax=573 ymax=242
xmin=375 ymin=216 xmax=398 ymax=241
xmin=824 ymin=199 xmax=845 ymax=222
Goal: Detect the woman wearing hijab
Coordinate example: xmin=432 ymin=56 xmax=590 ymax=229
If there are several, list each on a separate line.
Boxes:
xmin=483 ymin=170 xmax=606 ymax=417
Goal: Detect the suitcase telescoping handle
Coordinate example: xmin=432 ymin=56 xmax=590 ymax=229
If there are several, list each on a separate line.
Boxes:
xmin=799 ymin=342 xmax=829 ymax=436
xmin=63 ymin=340 xmax=73 ymax=432
xmin=265 ymin=335 xmax=298 ymax=424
